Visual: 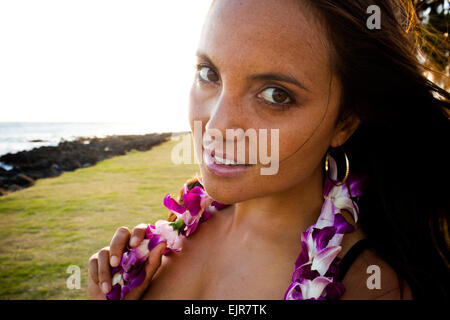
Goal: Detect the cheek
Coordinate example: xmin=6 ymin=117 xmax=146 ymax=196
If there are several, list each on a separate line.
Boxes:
xmin=188 ymin=84 xmax=201 ymax=131
xmin=252 ymin=109 xmax=336 ymax=194
xmin=188 ymin=84 xmax=211 ymax=159
xmin=275 ymin=77 xmax=342 ymax=175
xmin=274 ymin=105 xmax=336 ymax=168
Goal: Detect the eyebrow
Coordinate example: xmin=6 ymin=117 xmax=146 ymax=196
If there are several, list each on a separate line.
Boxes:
xmin=196 ymin=51 xmax=309 ymax=92
xmin=196 ymin=52 xmax=218 ymax=70
xmin=248 ymin=73 xmax=309 ymax=92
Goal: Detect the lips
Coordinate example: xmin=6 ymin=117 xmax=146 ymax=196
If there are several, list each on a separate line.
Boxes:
xmin=203 ymin=149 xmax=253 ymax=177
xmin=208 ymin=149 xmax=251 ymax=166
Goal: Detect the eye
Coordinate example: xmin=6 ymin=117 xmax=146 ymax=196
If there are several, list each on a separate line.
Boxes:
xmin=198 ymin=66 xmax=219 ymax=83
xmin=257 ymin=87 xmax=293 ymax=105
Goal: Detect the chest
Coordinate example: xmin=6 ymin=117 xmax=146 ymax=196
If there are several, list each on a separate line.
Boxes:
xmin=142 ymin=219 xmax=300 ymax=299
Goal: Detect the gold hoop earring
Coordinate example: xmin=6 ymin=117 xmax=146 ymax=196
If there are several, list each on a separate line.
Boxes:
xmin=325 ymin=148 xmax=350 ymax=186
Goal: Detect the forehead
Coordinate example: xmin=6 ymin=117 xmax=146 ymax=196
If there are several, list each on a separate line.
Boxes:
xmin=199 ymin=0 xmax=331 ymax=84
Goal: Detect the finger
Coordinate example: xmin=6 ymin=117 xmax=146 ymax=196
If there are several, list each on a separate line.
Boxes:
xmin=88 ymin=253 xmax=99 ymax=284
xmin=109 ymin=226 xmax=131 ymax=267
xmin=146 ymin=241 xmax=167 ymax=276
xmin=98 ymin=247 xmax=112 ymax=294
xmin=129 ymin=223 xmax=148 ymax=248
xmin=123 ymin=242 xmax=167 ymax=300
xmin=88 ymin=269 xmax=106 ymax=300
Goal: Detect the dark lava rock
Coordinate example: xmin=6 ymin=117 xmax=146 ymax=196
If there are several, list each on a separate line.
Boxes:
xmin=15 ymin=173 xmax=34 ymax=186
xmin=0 ymin=132 xmax=171 ymax=195
xmin=7 ymin=184 xmax=22 ymax=192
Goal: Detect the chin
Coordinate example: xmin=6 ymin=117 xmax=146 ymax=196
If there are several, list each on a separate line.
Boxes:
xmin=199 ymin=166 xmax=255 ymax=205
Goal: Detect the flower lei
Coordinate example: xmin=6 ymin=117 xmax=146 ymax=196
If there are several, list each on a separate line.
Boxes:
xmin=107 ymin=156 xmax=367 ymax=300
xmin=284 ymin=156 xmax=367 ymax=300
xmin=106 ymin=183 xmax=229 ymax=300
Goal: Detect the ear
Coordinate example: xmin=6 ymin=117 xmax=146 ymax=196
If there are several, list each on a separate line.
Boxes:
xmin=330 ymin=113 xmax=361 ymax=148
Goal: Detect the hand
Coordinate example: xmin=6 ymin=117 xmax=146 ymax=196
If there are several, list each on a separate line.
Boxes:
xmin=88 ymin=224 xmax=166 ymax=300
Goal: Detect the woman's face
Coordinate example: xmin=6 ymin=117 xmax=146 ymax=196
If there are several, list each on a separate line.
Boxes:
xmin=189 ymin=0 xmax=356 ymax=204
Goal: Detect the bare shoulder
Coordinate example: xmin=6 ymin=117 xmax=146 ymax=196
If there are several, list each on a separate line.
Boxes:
xmin=340 ymin=247 xmax=413 ymax=300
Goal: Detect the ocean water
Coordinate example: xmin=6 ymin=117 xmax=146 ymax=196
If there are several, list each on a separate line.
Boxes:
xmin=0 ymin=122 xmax=165 ymax=159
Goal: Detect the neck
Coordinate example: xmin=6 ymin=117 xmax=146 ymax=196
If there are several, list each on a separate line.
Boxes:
xmin=227 ymin=165 xmax=325 ymax=245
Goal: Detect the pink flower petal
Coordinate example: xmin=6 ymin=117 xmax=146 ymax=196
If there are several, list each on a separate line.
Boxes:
xmin=163 ymin=194 xmax=186 ymax=215
xmin=311 ymin=246 xmax=342 ymax=276
xmin=315 ymin=199 xmax=336 ymax=229
xmin=299 ymin=277 xmax=333 ymax=300
xmin=284 ymin=282 xmax=303 ymax=300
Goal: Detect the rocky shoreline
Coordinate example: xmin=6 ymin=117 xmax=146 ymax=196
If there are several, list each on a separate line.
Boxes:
xmin=0 ymin=132 xmax=172 ymax=196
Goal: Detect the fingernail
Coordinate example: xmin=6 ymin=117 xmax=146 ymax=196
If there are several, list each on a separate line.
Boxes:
xmin=110 ymin=255 xmax=119 ymax=267
xmin=130 ymin=236 xmax=138 ymax=246
xmin=102 ymin=282 xmax=110 ymax=294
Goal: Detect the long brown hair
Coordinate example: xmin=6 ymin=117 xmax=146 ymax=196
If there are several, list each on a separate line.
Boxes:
xmin=304 ymin=0 xmax=449 ymax=299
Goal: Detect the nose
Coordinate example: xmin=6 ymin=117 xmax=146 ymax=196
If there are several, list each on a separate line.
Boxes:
xmin=202 ymin=92 xmax=248 ymax=160
xmin=205 ymin=92 xmax=245 ymax=141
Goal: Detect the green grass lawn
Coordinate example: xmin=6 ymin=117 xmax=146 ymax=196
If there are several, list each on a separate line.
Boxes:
xmin=0 ymin=135 xmax=199 ymax=299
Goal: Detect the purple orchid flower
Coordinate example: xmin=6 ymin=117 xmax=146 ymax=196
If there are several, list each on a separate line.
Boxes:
xmin=325 ymin=281 xmax=346 ymax=300
xmin=316 ymin=156 xmax=367 ymax=230
xmin=180 ymin=185 xmax=210 ymax=236
xmin=294 ymin=227 xmax=342 ymax=277
xmin=106 ymin=226 xmax=176 ymax=300
xmin=285 ymin=277 xmax=334 ymax=300
xmin=163 ymin=185 xmax=228 ymax=236
xmin=106 ymin=236 xmax=164 ymax=300
xmin=149 ymin=221 xmax=183 ymax=254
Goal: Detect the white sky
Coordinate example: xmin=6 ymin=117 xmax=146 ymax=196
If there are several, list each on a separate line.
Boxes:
xmin=0 ymin=0 xmax=212 ymax=132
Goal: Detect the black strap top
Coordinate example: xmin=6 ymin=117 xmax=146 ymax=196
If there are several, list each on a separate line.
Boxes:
xmin=335 ymin=238 xmax=372 ymax=282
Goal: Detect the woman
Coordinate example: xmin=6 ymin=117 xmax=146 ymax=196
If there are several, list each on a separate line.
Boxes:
xmin=88 ymin=0 xmax=449 ymax=300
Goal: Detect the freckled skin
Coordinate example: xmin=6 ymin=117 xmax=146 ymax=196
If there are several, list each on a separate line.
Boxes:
xmin=190 ymin=0 xmax=345 ymax=206
xmin=142 ymin=0 xmax=409 ymax=300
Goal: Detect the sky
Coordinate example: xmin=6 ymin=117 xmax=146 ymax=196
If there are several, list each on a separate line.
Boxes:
xmin=0 ymin=0 xmax=212 ymax=132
